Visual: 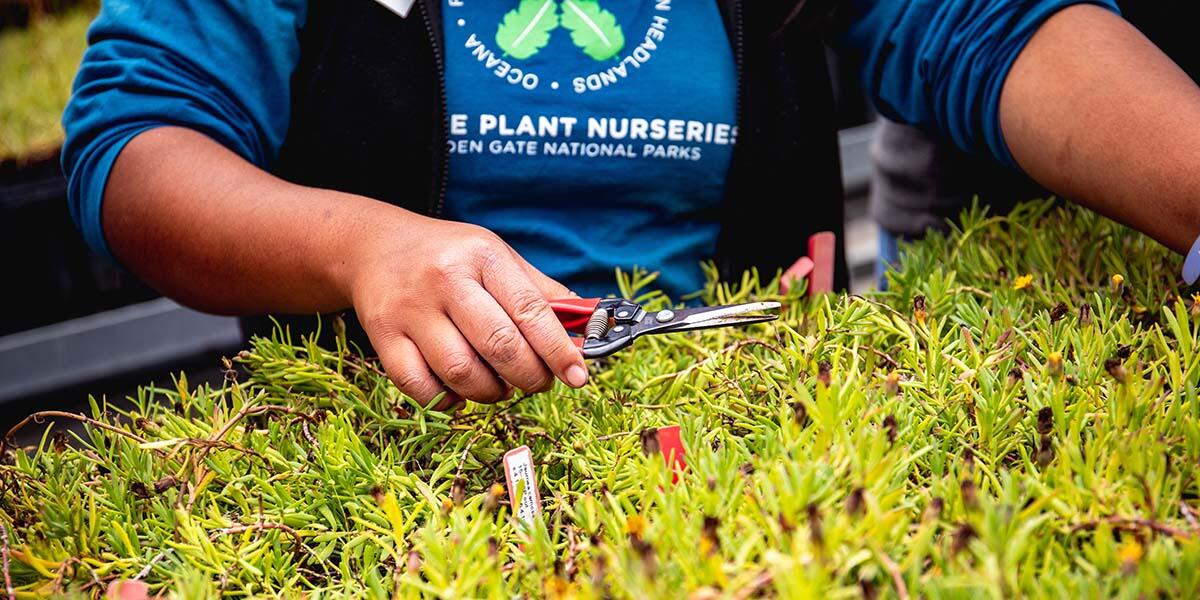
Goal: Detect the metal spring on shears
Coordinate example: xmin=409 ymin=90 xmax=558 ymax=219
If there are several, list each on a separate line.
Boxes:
xmin=585 ymin=308 xmax=609 ymax=340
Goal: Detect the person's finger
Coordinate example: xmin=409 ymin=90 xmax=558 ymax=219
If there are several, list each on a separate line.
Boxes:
xmin=408 ymin=316 xmax=509 ymax=403
xmin=480 ymin=254 xmax=589 ymax=389
xmin=512 ymin=250 xmax=576 ymax=299
xmin=372 ymin=331 xmax=461 ymax=409
xmin=446 ymin=284 xmax=555 ymax=393
xmin=107 ymin=580 xmax=150 ymax=600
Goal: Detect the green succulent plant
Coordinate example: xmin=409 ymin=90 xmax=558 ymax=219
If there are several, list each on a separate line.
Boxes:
xmin=1 ymin=200 xmax=1197 ymax=598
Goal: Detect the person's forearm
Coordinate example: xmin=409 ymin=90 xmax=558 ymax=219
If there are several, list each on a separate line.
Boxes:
xmin=1001 ymin=4 xmax=1200 ymax=254
xmin=104 ymin=126 xmax=398 ymax=315
xmin=104 ymin=126 xmax=589 ymax=404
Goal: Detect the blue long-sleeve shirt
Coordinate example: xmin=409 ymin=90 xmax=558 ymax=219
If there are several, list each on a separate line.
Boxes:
xmin=62 ymin=0 xmax=1119 ymax=268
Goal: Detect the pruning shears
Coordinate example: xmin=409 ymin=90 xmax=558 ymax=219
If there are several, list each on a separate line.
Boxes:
xmin=550 ymin=297 xmax=781 ymax=359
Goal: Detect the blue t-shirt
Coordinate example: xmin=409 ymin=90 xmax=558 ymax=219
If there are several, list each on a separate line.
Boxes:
xmin=441 ymin=0 xmax=736 ymax=298
xmin=61 ymin=0 xmax=1121 ymax=288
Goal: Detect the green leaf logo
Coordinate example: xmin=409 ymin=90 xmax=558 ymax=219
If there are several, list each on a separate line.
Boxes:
xmin=560 ymin=0 xmax=625 ymax=61
xmin=495 ymin=0 xmax=560 ymax=60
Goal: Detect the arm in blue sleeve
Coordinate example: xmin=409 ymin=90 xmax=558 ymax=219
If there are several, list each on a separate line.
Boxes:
xmin=842 ymin=0 xmax=1120 ymax=168
xmin=60 ymin=0 xmax=306 ymax=263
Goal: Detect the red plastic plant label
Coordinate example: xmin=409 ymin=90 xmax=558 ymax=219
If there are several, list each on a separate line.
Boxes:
xmin=503 ymin=445 xmax=543 ymax=526
xmin=656 ymin=425 xmax=687 ymax=483
xmin=780 ymin=256 xmax=815 ymax=294
xmin=808 ymin=231 xmax=836 ymax=296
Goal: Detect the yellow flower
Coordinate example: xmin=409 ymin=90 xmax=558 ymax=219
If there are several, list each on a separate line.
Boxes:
xmin=544 ymin=575 xmax=573 ymax=599
xmin=1013 ymin=273 xmax=1034 ymax=291
xmin=1111 ymin=273 xmax=1125 ymax=288
xmin=884 ymin=371 xmax=901 ymax=396
xmin=1118 ymin=538 xmax=1143 ymax=571
xmin=483 ymin=483 xmax=505 ymax=513
xmin=625 ymin=514 xmax=646 ymax=538
xmin=1046 ymin=351 xmax=1063 ymax=377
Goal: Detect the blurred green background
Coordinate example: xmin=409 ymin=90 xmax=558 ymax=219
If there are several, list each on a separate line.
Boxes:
xmin=0 ymin=0 xmax=96 ymax=162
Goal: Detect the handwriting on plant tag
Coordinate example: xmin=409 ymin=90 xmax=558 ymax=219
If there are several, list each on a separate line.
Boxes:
xmin=503 ymin=446 xmax=542 ymax=525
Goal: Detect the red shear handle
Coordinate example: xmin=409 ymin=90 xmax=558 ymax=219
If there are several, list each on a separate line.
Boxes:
xmin=549 ymin=297 xmax=601 ymax=334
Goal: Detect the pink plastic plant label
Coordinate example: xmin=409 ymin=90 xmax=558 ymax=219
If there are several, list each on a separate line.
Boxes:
xmin=503 ymin=445 xmax=542 ymax=525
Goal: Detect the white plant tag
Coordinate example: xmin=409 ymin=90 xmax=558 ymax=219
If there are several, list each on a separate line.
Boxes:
xmin=372 ymin=0 xmax=416 ymax=18
xmin=503 ymin=445 xmax=542 ymax=525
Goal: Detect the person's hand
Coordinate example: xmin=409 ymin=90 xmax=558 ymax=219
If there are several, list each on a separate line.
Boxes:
xmin=348 ymin=214 xmax=589 ymax=408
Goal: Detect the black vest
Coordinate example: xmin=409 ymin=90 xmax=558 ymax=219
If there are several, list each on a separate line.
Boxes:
xmin=248 ymin=0 xmax=848 ymax=347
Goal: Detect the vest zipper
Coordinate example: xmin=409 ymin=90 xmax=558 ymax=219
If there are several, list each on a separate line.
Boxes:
xmin=732 ymin=0 xmax=744 ymax=144
xmin=420 ymin=0 xmax=450 ymax=218
xmin=716 ymin=0 xmax=745 ymax=280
